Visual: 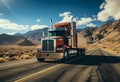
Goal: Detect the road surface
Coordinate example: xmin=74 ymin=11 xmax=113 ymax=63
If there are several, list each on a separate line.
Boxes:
xmin=0 ymin=49 xmax=120 ymax=82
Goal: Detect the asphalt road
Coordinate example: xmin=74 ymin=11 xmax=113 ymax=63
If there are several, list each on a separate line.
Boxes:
xmin=0 ymin=49 xmax=120 ymax=82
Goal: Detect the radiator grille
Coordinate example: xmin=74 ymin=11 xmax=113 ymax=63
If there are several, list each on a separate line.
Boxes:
xmin=42 ymin=39 xmax=54 ymax=52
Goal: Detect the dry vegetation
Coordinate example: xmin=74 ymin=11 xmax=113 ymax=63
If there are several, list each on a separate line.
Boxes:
xmin=0 ymin=45 xmax=37 ymax=63
xmin=87 ymin=41 xmax=120 ymax=56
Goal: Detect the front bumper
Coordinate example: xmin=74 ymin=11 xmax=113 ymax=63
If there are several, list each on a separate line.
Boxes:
xmin=36 ymin=51 xmax=64 ymax=59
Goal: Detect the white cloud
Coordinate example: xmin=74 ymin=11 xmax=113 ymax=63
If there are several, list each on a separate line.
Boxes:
xmin=100 ymin=2 xmax=106 ymax=9
xmin=0 ymin=18 xmax=49 ymax=32
xmin=59 ymin=12 xmax=74 ymax=23
xmin=97 ymin=0 xmax=120 ymax=21
xmin=36 ymin=19 xmax=40 ymax=23
xmin=6 ymin=32 xmax=16 ymax=35
xmin=0 ymin=19 xmax=28 ymax=30
xmin=58 ymin=12 xmax=94 ymax=27
xmin=77 ymin=17 xmax=93 ymax=26
xmin=59 ymin=12 xmax=71 ymax=17
xmin=0 ymin=13 xmax=3 ymax=16
xmin=31 ymin=25 xmax=48 ymax=30
xmin=86 ymin=23 xmax=96 ymax=27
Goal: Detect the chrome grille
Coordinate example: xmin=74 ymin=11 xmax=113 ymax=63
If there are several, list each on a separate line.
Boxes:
xmin=42 ymin=40 xmax=47 ymax=51
xmin=42 ymin=39 xmax=54 ymax=52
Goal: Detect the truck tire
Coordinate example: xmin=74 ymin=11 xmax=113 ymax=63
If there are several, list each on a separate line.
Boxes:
xmin=37 ymin=58 xmax=45 ymax=62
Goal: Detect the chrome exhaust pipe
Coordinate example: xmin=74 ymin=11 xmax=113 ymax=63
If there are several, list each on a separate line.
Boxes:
xmin=71 ymin=16 xmax=74 ymax=36
xmin=49 ymin=18 xmax=53 ymax=28
xmin=71 ymin=16 xmax=74 ymax=48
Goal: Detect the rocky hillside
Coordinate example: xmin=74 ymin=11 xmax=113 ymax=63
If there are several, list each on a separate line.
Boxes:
xmin=78 ymin=19 xmax=120 ymax=53
xmin=0 ymin=34 xmax=35 ymax=46
xmin=98 ymin=20 xmax=120 ymax=53
xmin=78 ymin=19 xmax=120 ymax=43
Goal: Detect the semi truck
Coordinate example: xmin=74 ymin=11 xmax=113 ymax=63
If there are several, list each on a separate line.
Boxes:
xmin=36 ymin=18 xmax=85 ymax=62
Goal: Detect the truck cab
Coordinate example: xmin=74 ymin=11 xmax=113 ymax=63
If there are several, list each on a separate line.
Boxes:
xmin=36 ymin=21 xmax=85 ymax=62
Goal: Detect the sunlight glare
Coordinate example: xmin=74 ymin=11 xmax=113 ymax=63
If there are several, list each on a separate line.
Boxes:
xmin=1 ymin=0 xmax=15 ymax=15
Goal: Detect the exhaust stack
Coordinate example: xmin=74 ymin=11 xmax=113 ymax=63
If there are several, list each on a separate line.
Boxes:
xmin=49 ymin=18 xmax=53 ymax=28
xmin=71 ymin=17 xmax=74 ymax=36
xmin=71 ymin=17 xmax=77 ymax=48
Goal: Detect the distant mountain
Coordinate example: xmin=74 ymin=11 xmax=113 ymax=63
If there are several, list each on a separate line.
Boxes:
xmin=0 ymin=34 xmax=35 ymax=46
xmin=17 ymin=38 xmax=35 ymax=46
xmin=14 ymin=33 xmax=23 ymax=37
xmin=13 ymin=28 xmax=49 ymax=44
xmin=24 ymin=28 xmax=49 ymax=44
xmin=0 ymin=34 xmax=22 ymax=45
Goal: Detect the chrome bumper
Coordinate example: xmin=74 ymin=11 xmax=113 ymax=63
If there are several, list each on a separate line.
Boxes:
xmin=36 ymin=51 xmax=64 ymax=59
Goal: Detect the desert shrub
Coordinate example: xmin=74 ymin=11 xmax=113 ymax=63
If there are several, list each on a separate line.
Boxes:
xmin=0 ymin=53 xmax=4 ymax=57
xmin=0 ymin=50 xmax=5 ymax=57
xmin=32 ymin=50 xmax=37 ymax=55
xmin=20 ymin=54 xmax=31 ymax=59
xmin=5 ymin=50 xmax=19 ymax=57
xmin=0 ymin=45 xmax=36 ymax=61
xmin=19 ymin=51 xmax=25 ymax=55
xmin=0 ymin=57 xmax=5 ymax=63
xmin=103 ymin=47 xmax=107 ymax=48
xmin=25 ymin=50 xmax=29 ymax=53
xmin=12 ymin=56 xmax=20 ymax=60
xmin=25 ymin=53 xmax=32 ymax=56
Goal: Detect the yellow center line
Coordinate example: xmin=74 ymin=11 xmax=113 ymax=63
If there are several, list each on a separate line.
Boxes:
xmin=14 ymin=64 xmax=63 ymax=82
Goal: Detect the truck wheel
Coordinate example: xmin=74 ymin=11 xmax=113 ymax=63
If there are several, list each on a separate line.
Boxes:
xmin=63 ymin=50 xmax=69 ymax=61
xmin=37 ymin=58 xmax=45 ymax=62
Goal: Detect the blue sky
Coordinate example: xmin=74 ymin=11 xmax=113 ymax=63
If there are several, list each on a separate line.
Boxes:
xmin=0 ymin=0 xmax=120 ymax=34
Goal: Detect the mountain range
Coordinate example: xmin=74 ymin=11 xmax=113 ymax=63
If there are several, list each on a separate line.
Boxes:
xmin=0 ymin=19 xmax=120 ymax=49
xmin=0 ymin=34 xmax=35 ymax=46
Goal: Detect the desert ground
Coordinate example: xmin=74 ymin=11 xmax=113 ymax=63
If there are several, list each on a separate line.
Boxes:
xmin=0 ymin=45 xmax=37 ymax=63
xmin=0 ymin=43 xmax=119 ymax=63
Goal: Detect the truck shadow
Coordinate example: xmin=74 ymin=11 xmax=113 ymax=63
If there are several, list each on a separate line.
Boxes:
xmin=65 ymin=55 xmax=120 ymax=66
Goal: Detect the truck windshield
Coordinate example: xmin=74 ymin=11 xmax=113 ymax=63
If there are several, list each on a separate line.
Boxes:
xmin=49 ymin=31 xmax=66 ymax=36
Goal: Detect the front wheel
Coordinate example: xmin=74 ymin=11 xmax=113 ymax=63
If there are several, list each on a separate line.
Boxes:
xmin=37 ymin=58 xmax=45 ymax=62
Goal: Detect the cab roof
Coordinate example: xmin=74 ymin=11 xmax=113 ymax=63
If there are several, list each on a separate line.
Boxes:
xmin=48 ymin=27 xmax=66 ymax=32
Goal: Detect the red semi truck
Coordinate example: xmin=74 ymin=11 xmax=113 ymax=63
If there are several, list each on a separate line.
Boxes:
xmin=36 ymin=18 xmax=85 ymax=62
